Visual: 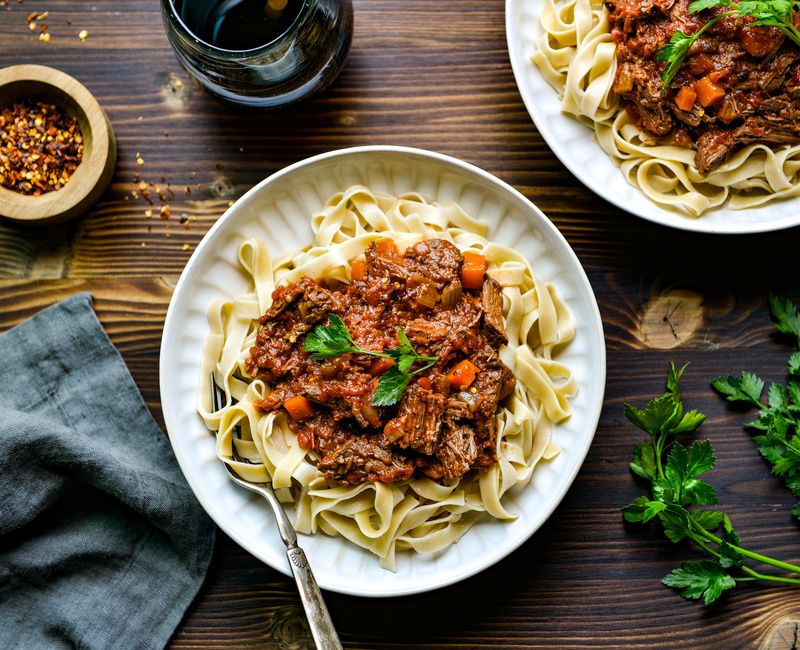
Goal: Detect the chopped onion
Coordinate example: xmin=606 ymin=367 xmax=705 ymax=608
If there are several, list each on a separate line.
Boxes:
xmin=415 ymin=282 xmax=439 ymax=308
xmin=441 ymin=281 xmax=463 ymax=308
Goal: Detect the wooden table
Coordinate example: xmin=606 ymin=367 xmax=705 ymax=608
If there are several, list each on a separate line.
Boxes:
xmin=2 ymin=1 xmax=799 ymax=647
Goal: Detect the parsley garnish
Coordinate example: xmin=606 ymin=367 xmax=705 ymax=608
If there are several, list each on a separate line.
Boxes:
xmin=624 ymin=363 xmax=800 ymax=605
xmin=711 ymin=294 xmax=800 ymax=519
xmin=657 ymin=0 xmax=800 ymax=92
xmin=304 ymin=314 xmax=439 ymax=406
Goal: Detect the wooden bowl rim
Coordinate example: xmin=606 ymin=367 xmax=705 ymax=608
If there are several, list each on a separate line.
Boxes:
xmin=0 ymin=64 xmax=115 ymax=223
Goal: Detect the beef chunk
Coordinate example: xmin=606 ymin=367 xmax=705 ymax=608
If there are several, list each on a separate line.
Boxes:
xmin=317 ymin=433 xmax=414 ymax=485
xmin=470 ymin=346 xmax=515 ymax=420
xmin=263 ymin=282 xmax=305 ymax=320
xmin=293 ymin=278 xmax=336 ymax=330
xmin=422 ymin=425 xmax=479 ymax=482
xmin=404 ymin=239 xmax=463 ymax=288
xmin=696 ymin=118 xmax=800 ymax=174
xmin=405 ymin=299 xmax=483 ymax=359
xmin=383 ymin=384 xmax=446 ymax=455
xmin=248 ymin=277 xmax=336 ymax=381
xmin=365 ymin=241 xmax=409 ymax=280
xmin=481 ymin=278 xmax=507 ymax=346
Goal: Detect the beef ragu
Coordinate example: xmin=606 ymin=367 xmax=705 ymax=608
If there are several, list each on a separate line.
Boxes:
xmin=246 ymin=238 xmax=515 ymax=486
xmin=608 ymin=0 xmax=800 ymax=174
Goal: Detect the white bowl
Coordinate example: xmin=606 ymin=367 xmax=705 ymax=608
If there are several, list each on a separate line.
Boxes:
xmin=506 ymin=0 xmax=800 ymax=234
xmin=159 ymin=146 xmax=606 ymax=596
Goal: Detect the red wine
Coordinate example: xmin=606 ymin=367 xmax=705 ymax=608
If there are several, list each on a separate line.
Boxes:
xmin=174 ymin=0 xmax=303 ymax=51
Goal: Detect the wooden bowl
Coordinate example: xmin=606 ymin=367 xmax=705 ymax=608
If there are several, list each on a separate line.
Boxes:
xmin=0 ymin=64 xmax=117 ymax=224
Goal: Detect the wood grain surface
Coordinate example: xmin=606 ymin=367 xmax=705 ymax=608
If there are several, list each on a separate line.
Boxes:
xmin=2 ymin=1 xmax=799 ymax=648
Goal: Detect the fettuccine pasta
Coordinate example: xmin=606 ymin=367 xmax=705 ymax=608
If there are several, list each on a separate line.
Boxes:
xmin=532 ymin=0 xmax=800 ymax=216
xmin=197 ymin=186 xmax=576 ymax=569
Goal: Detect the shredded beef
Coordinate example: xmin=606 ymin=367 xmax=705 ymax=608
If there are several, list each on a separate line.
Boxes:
xmin=383 ymin=384 xmax=447 ymax=455
xmin=247 ymin=238 xmax=514 ymax=486
xmin=481 ymin=278 xmax=508 ymax=347
xmin=607 ymin=0 xmax=800 ymax=174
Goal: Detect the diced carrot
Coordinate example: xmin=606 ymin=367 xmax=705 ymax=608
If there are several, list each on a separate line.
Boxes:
xmin=371 ymin=357 xmax=395 ymax=376
xmin=707 ymin=70 xmax=728 ymax=84
xmin=447 ymin=360 xmax=480 ymax=390
xmin=417 ymin=376 xmax=432 ymax=391
xmin=350 ymin=256 xmax=367 ymax=281
xmin=694 ymin=76 xmax=725 ymax=107
xmin=675 ymin=86 xmax=697 ymax=112
xmin=375 ymin=239 xmax=397 ymax=256
xmin=284 ymin=395 xmax=315 ymax=421
xmin=461 ymin=251 xmax=487 ymax=289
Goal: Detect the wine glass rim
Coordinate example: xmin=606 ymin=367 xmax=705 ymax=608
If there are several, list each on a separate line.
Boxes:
xmin=164 ymin=0 xmax=311 ymax=56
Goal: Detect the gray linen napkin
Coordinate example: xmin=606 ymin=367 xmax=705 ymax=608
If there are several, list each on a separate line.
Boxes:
xmin=0 ymin=293 xmax=215 ymax=650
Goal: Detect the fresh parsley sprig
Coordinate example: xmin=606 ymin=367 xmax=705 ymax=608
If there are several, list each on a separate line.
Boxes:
xmin=712 ymin=294 xmax=800 ymax=518
xmin=624 ymin=363 xmax=800 ymax=605
xmin=304 ymin=314 xmax=439 ymax=406
xmin=658 ymin=0 xmax=800 ymax=92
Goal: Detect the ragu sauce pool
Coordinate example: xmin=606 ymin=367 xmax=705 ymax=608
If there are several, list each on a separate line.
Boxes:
xmin=173 ymin=0 xmax=303 ymax=51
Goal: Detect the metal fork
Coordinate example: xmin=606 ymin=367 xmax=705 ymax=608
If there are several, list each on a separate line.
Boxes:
xmin=211 ymin=374 xmax=342 ymax=650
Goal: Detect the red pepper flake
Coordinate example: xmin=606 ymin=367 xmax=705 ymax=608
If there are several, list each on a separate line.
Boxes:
xmin=160 ymin=204 xmax=171 ymax=219
xmin=0 ymin=100 xmax=83 ymax=195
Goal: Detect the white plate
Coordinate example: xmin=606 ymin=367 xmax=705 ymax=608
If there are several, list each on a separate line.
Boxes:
xmin=506 ymin=0 xmax=800 ymax=234
xmin=159 ymin=146 xmax=606 ymax=597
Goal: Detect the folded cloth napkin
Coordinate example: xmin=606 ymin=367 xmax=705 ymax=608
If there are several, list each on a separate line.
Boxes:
xmin=0 ymin=293 xmax=215 ymax=650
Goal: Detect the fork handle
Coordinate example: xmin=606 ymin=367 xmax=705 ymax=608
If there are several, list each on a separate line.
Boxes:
xmin=286 ymin=545 xmax=343 ymax=650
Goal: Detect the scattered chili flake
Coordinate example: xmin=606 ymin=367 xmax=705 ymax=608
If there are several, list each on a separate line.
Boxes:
xmin=136 ymin=156 xmax=144 ymax=166
xmin=26 ymin=10 xmax=36 ymax=21
xmin=78 ymin=29 xmax=88 ymax=41
xmin=145 ymin=209 xmax=153 ymax=218
xmin=38 ymin=32 xmax=50 ymax=42
xmin=182 ymin=244 xmax=190 ymax=251
xmin=138 ymin=181 xmax=147 ymax=191
xmin=160 ymin=204 xmax=171 ymax=219
xmin=0 ymin=100 xmax=83 ymax=195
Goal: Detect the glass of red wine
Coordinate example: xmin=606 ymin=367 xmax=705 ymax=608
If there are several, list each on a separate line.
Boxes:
xmin=161 ymin=0 xmax=353 ymax=108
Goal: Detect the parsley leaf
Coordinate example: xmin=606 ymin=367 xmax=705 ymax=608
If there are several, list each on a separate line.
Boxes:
xmin=711 ymin=372 xmax=764 ymax=406
xmin=304 ymin=315 xmax=440 ymax=406
xmin=770 ymin=292 xmax=800 ymax=345
xmin=372 ymin=365 xmax=412 ymax=407
xmin=713 ymin=295 xmax=800 ymax=520
xmin=657 ymin=30 xmax=697 ymax=91
xmin=787 ymin=352 xmax=800 ymax=376
xmin=622 ymin=495 xmax=667 ymax=523
xmin=662 ymin=561 xmax=736 ymax=605
xmin=304 ymin=314 xmax=360 ymax=360
xmin=625 ymin=362 xmax=800 ymax=605
xmin=631 ymin=440 xmax=658 ymax=481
